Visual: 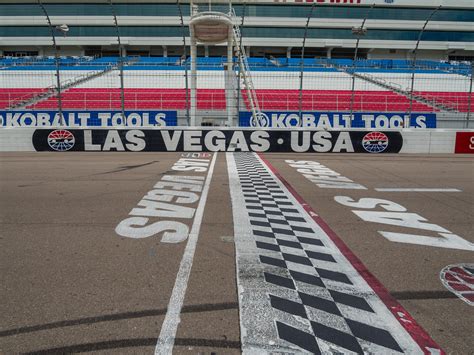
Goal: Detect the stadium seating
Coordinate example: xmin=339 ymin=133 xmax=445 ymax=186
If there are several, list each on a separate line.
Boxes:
xmin=1 ymin=56 xmax=470 ymax=113
xmin=0 ymin=88 xmax=48 ymax=109
xmin=1 ymin=56 xmax=471 ymax=72
xmin=415 ymin=91 xmax=471 ymax=112
xmin=27 ymin=88 xmax=434 ymax=112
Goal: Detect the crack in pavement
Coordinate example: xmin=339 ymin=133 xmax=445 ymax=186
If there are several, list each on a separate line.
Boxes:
xmin=25 ymin=337 xmax=241 ymax=354
xmin=0 ymin=302 xmax=239 ymax=338
xmin=92 ymin=160 xmax=160 ymax=176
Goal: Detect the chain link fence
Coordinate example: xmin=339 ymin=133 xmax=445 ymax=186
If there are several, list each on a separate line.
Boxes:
xmin=0 ymin=1 xmax=472 ymax=128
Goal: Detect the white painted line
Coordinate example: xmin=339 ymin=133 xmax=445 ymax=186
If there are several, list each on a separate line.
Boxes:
xmin=375 ymin=188 xmax=461 ymax=192
xmin=154 ymin=152 xmax=218 ymax=355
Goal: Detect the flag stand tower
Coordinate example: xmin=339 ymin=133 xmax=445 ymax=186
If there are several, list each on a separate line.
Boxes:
xmin=189 ymin=1 xmax=234 ymax=126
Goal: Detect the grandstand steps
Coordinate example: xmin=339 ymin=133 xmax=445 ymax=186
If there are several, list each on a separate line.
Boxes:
xmin=7 ymin=86 xmax=57 ymax=110
xmin=347 ymin=71 xmax=459 ymax=113
xmin=410 ymin=93 xmax=460 ymax=112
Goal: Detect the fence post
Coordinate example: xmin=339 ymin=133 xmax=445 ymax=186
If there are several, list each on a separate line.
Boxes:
xmin=466 ymin=61 xmax=473 ymax=128
xmin=176 ymin=1 xmax=190 ymax=126
xmin=37 ymin=0 xmax=64 ymax=126
xmin=298 ymin=2 xmax=316 ymax=127
xmin=349 ymin=3 xmax=374 ymax=127
xmin=236 ymin=3 xmax=246 ymax=127
xmin=108 ymin=0 xmax=126 ymax=126
xmin=408 ymin=6 xmax=441 ymax=127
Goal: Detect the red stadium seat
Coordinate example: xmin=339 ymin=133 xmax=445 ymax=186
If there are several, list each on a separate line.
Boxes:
xmin=13 ymin=87 xmax=466 ymax=113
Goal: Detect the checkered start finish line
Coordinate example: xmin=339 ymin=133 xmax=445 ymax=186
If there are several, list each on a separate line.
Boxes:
xmin=227 ymin=152 xmax=444 ymax=354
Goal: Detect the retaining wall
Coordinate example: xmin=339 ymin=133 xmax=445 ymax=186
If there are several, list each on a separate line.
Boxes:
xmin=0 ymin=128 xmax=472 ymax=154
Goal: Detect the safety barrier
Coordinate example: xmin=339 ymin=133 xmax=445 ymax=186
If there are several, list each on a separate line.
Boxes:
xmin=0 ymin=128 xmax=472 ymax=154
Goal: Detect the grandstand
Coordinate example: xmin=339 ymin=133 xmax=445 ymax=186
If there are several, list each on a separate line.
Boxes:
xmin=0 ymin=0 xmax=472 ymax=127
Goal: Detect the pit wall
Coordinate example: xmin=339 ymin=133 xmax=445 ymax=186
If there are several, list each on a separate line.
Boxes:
xmin=0 ymin=128 xmax=473 ymax=154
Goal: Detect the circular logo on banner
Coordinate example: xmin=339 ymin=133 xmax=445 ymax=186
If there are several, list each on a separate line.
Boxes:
xmin=47 ymin=130 xmax=75 ymax=151
xmin=362 ymin=132 xmax=389 ymax=153
xmin=440 ymin=264 xmax=474 ymax=306
xmin=250 ymin=112 xmax=270 ymax=128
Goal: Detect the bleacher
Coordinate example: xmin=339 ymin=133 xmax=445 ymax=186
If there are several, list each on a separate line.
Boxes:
xmin=0 ymin=56 xmax=95 ymax=69
xmin=416 ymin=92 xmax=472 ymax=112
xmin=2 ymin=55 xmax=471 ymax=72
xmin=0 ymin=88 xmax=48 ymax=109
xmin=1 ymin=56 xmax=471 ymax=113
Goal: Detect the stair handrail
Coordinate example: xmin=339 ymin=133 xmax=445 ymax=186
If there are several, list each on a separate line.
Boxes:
xmin=230 ymin=8 xmax=262 ymax=125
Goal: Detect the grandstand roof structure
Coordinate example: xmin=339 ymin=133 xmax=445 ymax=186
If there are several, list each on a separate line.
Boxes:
xmin=0 ymin=0 xmax=473 ymax=61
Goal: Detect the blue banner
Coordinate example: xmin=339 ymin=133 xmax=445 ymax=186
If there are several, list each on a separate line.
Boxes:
xmin=239 ymin=111 xmax=436 ymax=129
xmin=0 ymin=110 xmax=177 ymax=127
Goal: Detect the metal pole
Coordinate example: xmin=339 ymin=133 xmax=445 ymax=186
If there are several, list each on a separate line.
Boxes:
xmin=227 ymin=27 xmax=234 ymax=127
xmin=38 ymin=0 xmax=64 ymax=126
xmin=237 ymin=2 xmax=246 ymax=125
xmin=109 ymin=0 xmax=126 ymax=126
xmin=298 ymin=2 xmax=316 ymax=127
xmin=466 ymin=61 xmax=473 ymax=128
xmin=408 ymin=5 xmax=441 ymax=127
xmin=349 ymin=3 xmax=374 ymax=126
xmin=190 ymin=37 xmax=197 ymax=127
xmin=189 ymin=0 xmax=197 ymax=126
xmin=236 ymin=3 xmax=246 ymax=125
xmin=177 ymin=0 xmax=190 ymax=125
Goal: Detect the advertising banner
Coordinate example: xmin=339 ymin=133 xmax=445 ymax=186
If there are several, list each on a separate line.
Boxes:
xmin=454 ymin=132 xmax=474 ymax=154
xmin=0 ymin=110 xmax=177 ymax=127
xmin=239 ymin=111 xmax=436 ymax=129
xmin=32 ymin=129 xmax=403 ymax=153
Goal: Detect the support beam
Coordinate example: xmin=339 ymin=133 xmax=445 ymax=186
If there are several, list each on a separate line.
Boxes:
xmin=226 ymin=27 xmax=234 ymax=127
xmin=327 ymin=47 xmax=333 ymax=59
xmin=190 ymin=38 xmax=197 ymax=127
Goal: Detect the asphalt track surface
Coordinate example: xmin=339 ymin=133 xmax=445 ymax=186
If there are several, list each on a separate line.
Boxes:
xmin=0 ymin=152 xmax=472 ymax=354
